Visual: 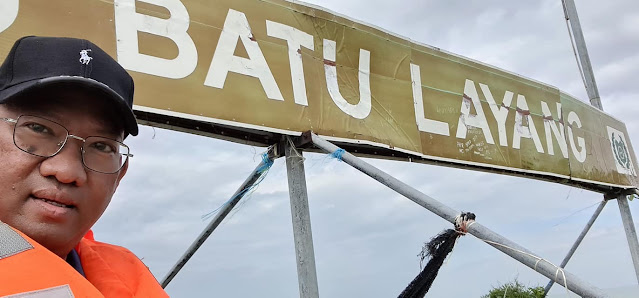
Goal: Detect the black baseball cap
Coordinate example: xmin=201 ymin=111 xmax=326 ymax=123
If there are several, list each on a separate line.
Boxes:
xmin=0 ymin=36 xmax=138 ymax=136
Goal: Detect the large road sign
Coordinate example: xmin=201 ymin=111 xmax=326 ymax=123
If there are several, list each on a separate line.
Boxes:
xmin=1 ymin=0 xmax=636 ymax=191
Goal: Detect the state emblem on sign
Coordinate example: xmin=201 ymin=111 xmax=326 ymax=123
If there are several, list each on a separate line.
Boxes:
xmin=607 ymin=126 xmax=636 ymax=176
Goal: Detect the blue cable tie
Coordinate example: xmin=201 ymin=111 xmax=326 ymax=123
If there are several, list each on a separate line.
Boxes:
xmin=330 ymin=148 xmax=345 ymax=161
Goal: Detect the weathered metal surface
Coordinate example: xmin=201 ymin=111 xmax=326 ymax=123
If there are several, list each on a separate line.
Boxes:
xmin=0 ymin=0 xmax=636 ymax=190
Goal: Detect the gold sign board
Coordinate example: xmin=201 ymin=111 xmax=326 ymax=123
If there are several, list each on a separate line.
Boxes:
xmin=1 ymin=0 xmax=636 ymax=190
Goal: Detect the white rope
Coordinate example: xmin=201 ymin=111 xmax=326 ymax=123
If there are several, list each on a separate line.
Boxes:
xmin=286 ymin=136 xmax=306 ymax=163
xmin=462 ymin=221 xmax=573 ymax=297
xmin=454 ymin=214 xmax=475 ymax=234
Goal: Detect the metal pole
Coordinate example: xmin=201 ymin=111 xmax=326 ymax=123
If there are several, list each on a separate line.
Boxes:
xmin=618 ymin=196 xmax=639 ymax=283
xmin=284 ymin=138 xmax=320 ymax=298
xmin=563 ymin=0 xmax=602 ymax=109
xmin=544 ymin=200 xmax=607 ymax=294
xmin=160 ymin=150 xmax=275 ymax=288
xmin=564 ymin=0 xmax=639 ymax=283
xmin=311 ymin=133 xmax=605 ymax=297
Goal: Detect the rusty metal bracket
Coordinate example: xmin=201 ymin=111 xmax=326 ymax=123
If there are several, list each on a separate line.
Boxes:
xmin=274 ymin=131 xmax=314 ymax=158
xmin=604 ymin=188 xmax=638 ymax=200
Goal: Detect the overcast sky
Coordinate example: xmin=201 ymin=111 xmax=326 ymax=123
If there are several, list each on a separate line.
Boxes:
xmin=92 ymin=0 xmax=639 ymax=297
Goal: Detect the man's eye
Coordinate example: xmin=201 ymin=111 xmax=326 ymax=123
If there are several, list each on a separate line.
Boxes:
xmin=90 ymin=142 xmax=115 ymax=153
xmin=25 ymin=123 xmax=52 ymax=134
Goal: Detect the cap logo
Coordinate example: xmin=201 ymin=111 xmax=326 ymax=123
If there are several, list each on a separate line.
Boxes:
xmin=79 ymin=49 xmax=93 ymax=65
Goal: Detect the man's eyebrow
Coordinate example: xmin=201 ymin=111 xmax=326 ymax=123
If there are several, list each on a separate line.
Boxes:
xmin=86 ymin=121 xmax=125 ymax=139
xmin=11 ymin=107 xmax=124 ymax=138
xmin=6 ymin=103 xmax=60 ymax=117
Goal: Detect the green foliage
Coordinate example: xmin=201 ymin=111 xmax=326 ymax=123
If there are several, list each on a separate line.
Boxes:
xmin=481 ymin=279 xmax=545 ymax=298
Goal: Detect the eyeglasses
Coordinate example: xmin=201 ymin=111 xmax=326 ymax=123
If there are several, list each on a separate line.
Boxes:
xmin=1 ymin=115 xmax=132 ymax=174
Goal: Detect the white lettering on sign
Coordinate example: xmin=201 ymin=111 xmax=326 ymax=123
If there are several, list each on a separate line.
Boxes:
xmin=205 ymin=9 xmax=284 ymax=101
xmin=567 ymin=111 xmax=587 ymax=163
xmin=410 ymin=63 xmax=450 ymax=136
xmin=541 ymin=101 xmax=569 ymax=158
xmin=102 ymin=5 xmax=599 ymax=168
xmin=266 ymin=21 xmax=314 ymax=106
xmin=481 ymin=83 xmax=513 ymax=147
xmin=512 ymin=95 xmax=544 ymax=153
xmin=456 ymin=79 xmax=495 ymax=144
xmin=323 ymin=39 xmax=372 ymax=119
xmin=0 ymin=0 xmax=19 ymax=33
xmin=114 ymin=0 xmax=197 ymax=79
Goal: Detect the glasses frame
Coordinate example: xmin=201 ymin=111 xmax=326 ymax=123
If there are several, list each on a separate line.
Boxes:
xmin=1 ymin=115 xmax=133 ymax=174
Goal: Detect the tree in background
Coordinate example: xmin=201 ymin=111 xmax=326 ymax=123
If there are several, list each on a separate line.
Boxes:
xmin=482 ymin=279 xmax=545 ymax=298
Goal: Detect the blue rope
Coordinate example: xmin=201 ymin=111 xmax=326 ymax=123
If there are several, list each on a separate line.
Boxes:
xmin=256 ymin=152 xmax=274 ymax=174
xmin=330 ymin=148 xmax=345 ymax=161
xmin=201 ymin=151 xmax=274 ymax=221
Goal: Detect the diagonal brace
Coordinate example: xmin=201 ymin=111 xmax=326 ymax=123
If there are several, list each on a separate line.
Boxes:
xmin=310 ymin=133 xmax=605 ymax=298
xmin=544 ymin=200 xmax=607 ymax=294
xmin=161 ymin=147 xmax=276 ymax=288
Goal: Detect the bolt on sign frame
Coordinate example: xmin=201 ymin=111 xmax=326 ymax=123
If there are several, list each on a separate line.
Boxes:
xmin=1 ymin=0 xmax=637 ymax=297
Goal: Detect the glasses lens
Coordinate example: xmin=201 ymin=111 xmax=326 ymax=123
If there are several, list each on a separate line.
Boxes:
xmin=14 ymin=116 xmax=68 ymax=157
xmin=82 ymin=136 xmax=129 ymax=173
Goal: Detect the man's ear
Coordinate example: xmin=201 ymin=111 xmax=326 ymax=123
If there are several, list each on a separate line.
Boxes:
xmin=115 ymin=160 xmax=129 ymax=188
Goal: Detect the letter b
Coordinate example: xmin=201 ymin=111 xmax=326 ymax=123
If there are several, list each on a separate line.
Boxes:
xmin=0 ymin=0 xmax=19 ymax=33
xmin=114 ymin=0 xmax=197 ymax=79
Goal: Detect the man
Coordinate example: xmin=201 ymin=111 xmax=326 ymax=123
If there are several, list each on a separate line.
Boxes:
xmin=0 ymin=36 xmax=168 ymax=297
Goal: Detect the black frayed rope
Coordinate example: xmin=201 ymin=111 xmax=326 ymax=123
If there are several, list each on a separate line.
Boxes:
xmin=398 ymin=212 xmax=476 ymax=298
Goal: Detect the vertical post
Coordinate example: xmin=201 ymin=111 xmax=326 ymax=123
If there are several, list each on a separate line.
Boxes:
xmin=563 ymin=0 xmax=602 ymax=109
xmin=544 ymin=200 xmax=607 ymax=294
xmin=564 ymin=0 xmax=639 ymax=282
xmin=285 ymin=138 xmax=320 ymax=298
xmin=618 ymin=196 xmax=639 ymax=283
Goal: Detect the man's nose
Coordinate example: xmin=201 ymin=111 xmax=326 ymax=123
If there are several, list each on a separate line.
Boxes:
xmin=39 ymin=140 xmax=88 ymax=186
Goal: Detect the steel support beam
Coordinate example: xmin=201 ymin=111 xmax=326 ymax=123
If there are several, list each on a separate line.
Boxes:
xmin=564 ymin=0 xmax=639 ymax=285
xmin=161 ymin=149 xmax=275 ymax=288
xmin=285 ymin=138 xmax=320 ymax=298
xmin=311 ymin=133 xmax=605 ymax=297
xmin=563 ymin=0 xmax=602 ymax=109
xmin=618 ymin=196 xmax=639 ymax=283
xmin=544 ymin=200 xmax=607 ymax=294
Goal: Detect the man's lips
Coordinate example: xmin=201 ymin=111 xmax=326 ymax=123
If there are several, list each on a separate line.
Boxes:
xmin=30 ymin=190 xmax=77 ymax=209
xmin=30 ymin=195 xmax=75 ymax=208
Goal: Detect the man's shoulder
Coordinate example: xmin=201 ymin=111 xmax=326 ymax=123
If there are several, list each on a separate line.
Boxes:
xmin=76 ymin=231 xmax=143 ymax=264
xmin=76 ymin=231 xmax=168 ymax=297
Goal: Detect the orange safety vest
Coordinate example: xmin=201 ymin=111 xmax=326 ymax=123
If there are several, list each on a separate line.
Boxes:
xmin=0 ymin=222 xmax=168 ymax=297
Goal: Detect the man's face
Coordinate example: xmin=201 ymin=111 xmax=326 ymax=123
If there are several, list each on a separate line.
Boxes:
xmin=0 ymin=88 xmax=128 ymax=258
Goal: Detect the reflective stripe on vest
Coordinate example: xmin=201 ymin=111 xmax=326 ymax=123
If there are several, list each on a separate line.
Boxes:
xmin=1 ymin=285 xmax=74 ymax=298
xmin=0 ymin=222 xmax=33 ymax=259
xmin=0 ymin=223 xmax=105 ymax=297
xmin=0 ymin=223 xmax=167 ymax=297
